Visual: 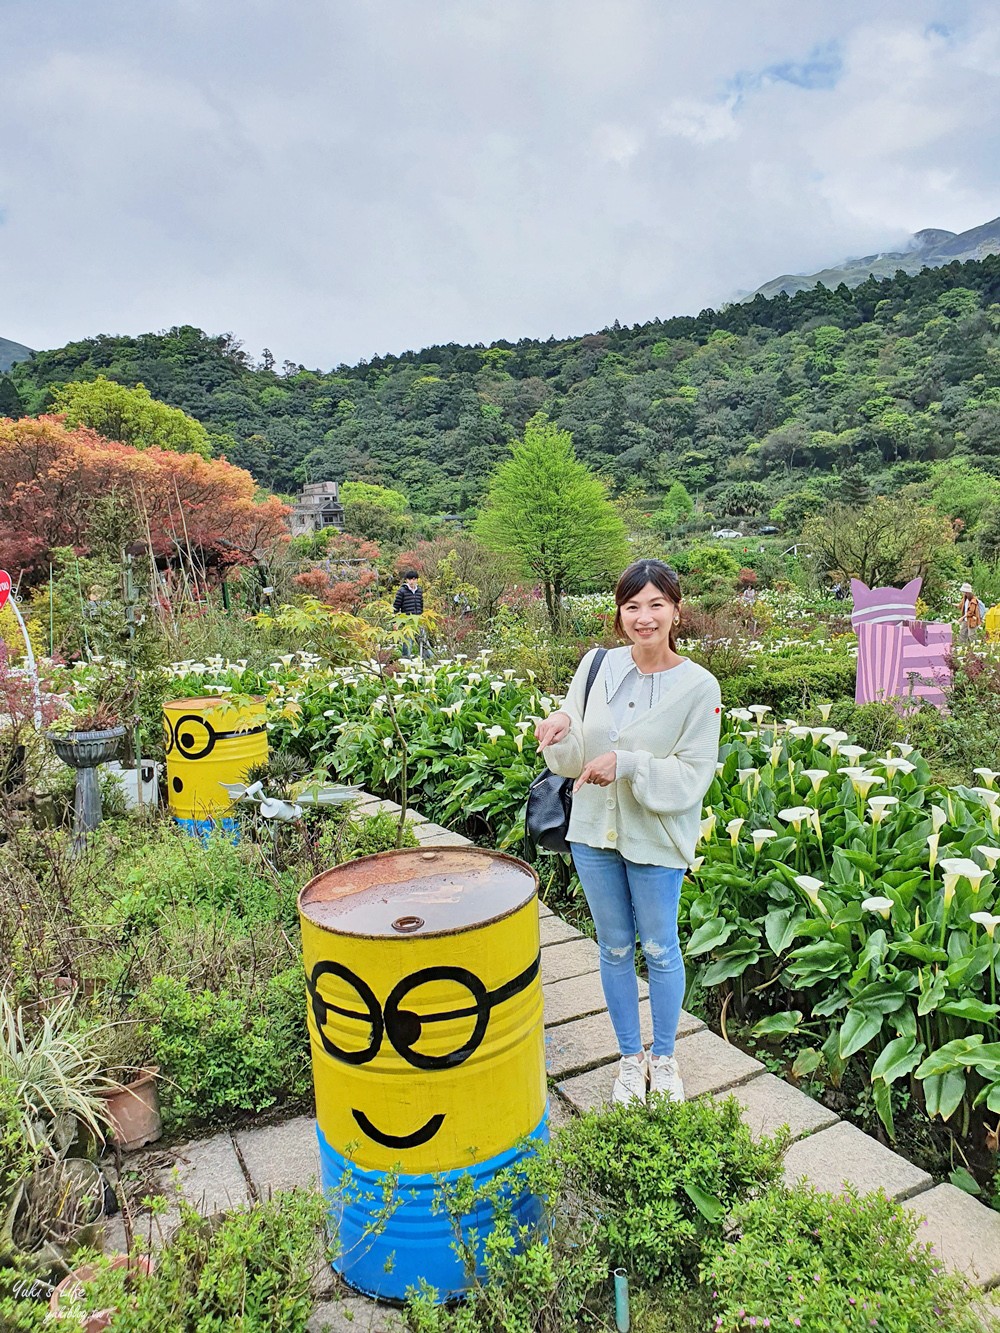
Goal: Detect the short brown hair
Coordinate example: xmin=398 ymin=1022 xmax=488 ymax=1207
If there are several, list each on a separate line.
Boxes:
xmin=613 ymin=560 xmax=683 ymax=649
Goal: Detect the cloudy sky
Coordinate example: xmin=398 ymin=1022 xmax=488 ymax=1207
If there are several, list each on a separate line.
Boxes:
xmin=3 ymin=1 xmax=999 ymax=368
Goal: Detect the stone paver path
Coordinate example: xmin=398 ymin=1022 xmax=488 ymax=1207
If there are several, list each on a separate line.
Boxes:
xmin=105 ymin=800 xmax=1000 ymax=1325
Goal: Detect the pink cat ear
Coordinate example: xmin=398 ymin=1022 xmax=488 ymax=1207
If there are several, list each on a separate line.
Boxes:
xmin=901 ymin=577 xmax=922 ymax=599
xmin=850 ymin=579 xmax=869 ymax=598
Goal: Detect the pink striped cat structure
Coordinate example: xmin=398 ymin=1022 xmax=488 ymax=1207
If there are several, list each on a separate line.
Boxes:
xmin=850 ymin=578 xmax=952 ymax=711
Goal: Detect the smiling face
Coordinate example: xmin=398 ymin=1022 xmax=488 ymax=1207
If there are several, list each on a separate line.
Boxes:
xmin=618 ymin=581 xmax=678 ymax=654
xmin=299 ymin=851 xmax=547 ymax=1175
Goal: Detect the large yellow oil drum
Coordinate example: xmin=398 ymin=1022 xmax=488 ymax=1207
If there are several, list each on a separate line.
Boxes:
xmin=299 ymin=846 xmax=547 ymax=1301
xmin=985 ymin=603 xmax=1000 ymax=642
xmin=163 ymin=696 xmax=267 ymax=834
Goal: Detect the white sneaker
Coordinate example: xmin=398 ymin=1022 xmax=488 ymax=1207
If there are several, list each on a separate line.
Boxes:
xmin=612 ymin=1053 xmax=648 ymax=1105
xmin=648 ymin=1053 xmax=685 ymax=1102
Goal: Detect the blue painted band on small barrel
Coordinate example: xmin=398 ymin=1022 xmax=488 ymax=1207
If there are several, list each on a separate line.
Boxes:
xmin=318 ymin=1110 xmax=549 ymax=1302
xmin=174 ymin=816 xmax=239 ymax=843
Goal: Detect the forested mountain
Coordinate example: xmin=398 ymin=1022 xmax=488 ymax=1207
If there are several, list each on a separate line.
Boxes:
xmin=8 ymin=255 xmax=1000 ymax=518
xmin=748 ymin=216 xmax=1000 ymax=300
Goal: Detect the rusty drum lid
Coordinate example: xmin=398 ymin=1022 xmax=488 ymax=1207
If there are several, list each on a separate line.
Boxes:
xmin=298 ymin=847 xmax=538 ymax=938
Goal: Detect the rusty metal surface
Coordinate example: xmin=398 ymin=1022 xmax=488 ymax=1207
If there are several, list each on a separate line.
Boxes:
xmin=299 ymin=846 xmax=538 ymax=938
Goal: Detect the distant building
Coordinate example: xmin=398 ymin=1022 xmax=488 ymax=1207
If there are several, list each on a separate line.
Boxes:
xmin=289 ymin=481 xmax=345 ymax=536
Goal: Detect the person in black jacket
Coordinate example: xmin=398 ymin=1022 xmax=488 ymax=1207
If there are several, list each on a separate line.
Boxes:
xmin=393 ymin=570 xmax=424 ymax=617
xmin=393 ymin=570 xmax=429 ymax=658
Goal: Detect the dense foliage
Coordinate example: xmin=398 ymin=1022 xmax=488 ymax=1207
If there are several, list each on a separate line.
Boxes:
xmin=9 ymin=258 xmax=1000 ymax=519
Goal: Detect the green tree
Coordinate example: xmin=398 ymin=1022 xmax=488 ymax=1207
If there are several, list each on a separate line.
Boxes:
xmin=924 ymin=459 xmax=1000 ymax=533
xmin=0 ymin=376 xmax=23 ymax=419
xmin=51 ymin=376 xmax=211 ymax=456
xmin=339 ymin=480 xmax=413 ymax=547
xmin=802 ymin=496 xmax=955 ymax=588
xmin=474 ymin=415 xmax=630 ymax=627
xmin=651 ymin=481 xmax=694 ymax=534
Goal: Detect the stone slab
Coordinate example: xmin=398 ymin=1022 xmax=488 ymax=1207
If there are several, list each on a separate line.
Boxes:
xmin=158 ymin=1130 xmax=250 ymax=1214
xmin=403 ymin=807 xmax=427 ymax=825
xmin=539 ymin=914 xmax=583 ymax=947
xmin=412 ymin=830 xmax=472 ymax=847
xmin=537 ymin=899 xmax=554 ymax=919
xmin=308 ymin=1294 xmax=407 ymax=1332
xmin=711 ymin=1072 xmax=840 ymax=1144
xmin=557 ymin=1025 xmax=762 ymax=1114
xmin=540 ymin=936 xmax=601 ymax=985
xmin=544 ymin=972 xmax=651 ymax=1028
xmin=411 ymin=822 xmax=448 ymax=841
xmin=545 ymin=1000 xmax=704 ymax=1080
xmin=235 ymin=1115 xmax=320 ymax=1198
xmin=783 ymin=1120 xmax=933 ymax=1201
xmin=902 ymin=1183 xmax=1000 ymax=1288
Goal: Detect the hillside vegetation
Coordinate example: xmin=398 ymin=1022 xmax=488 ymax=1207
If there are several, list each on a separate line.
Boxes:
xmin=7 ymin=256 xmax=1000 ymax=519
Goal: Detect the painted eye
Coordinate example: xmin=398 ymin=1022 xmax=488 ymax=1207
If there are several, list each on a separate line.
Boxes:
xmin=172 ymin=715 xmax=216 ymax=759
xmin=385 ymin=967 xmax=489 ymax=1070
xmin=307 ymin=963 xmax=383 ymax=1066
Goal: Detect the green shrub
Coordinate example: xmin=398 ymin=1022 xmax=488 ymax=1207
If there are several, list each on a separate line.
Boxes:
xmin=110 ymin=825 xmax=287 ymax=930
xmin=555 ymin=1096 xmax=786 ymax=1288
xmin=704 ymin=1185 xmax=990 ymax=1332
xmin=69 ymin=1190 xmax=326 ymax=1331
xmin=718 ymin=653 xmax=856 ymax=714
xmin=136 ymin=966 xmax=310 ymax=1131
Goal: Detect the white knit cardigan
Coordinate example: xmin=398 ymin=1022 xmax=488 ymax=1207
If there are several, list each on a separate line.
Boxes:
xmin=541 ymin=646 xmax=722 ymax=868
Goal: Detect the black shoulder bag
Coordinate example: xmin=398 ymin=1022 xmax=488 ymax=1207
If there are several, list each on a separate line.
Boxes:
xmin=525 ymin=648 xmax=607 ymax=855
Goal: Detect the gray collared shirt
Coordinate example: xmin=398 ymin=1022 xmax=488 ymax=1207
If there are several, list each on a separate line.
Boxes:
xmin=602 ymin=652 xmax=694 ymax=780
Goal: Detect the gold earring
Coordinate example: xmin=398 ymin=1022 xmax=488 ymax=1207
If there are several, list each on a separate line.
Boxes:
xmin=674 ymin=615 xmax=680 ymax=625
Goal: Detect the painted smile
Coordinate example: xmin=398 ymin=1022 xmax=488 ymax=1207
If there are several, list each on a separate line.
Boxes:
xmin=352 ymin=1109 xmax=445 ymax=1149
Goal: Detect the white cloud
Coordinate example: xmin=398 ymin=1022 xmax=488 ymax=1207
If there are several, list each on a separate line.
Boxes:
xmin=0 ymin=0 xmax=998 ymax=366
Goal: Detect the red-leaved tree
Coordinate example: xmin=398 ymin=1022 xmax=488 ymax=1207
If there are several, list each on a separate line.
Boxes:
xmin=0 ymin=415 xmax=289 ymax=581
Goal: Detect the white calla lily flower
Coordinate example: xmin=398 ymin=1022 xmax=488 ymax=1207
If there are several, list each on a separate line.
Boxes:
xmin=862 ymin=896 xmax=893 ymax=919
xmin=880 ymin=757 xmax=916 ymax=779
xmin=751 ymin=829 xmax=778 ymax=853
xmin=802 ymin=768 xmax=830 ymax=793
xmin=939 ymin=856 xmax=989 ymax=894
xmin=778 ymin=806 xmax=813 ymax=832
xmin=927 ymin=833 xmax=940 ymax=869
xmin=892 ymin=742 xmax=915 ymax=757
xmin=974 ymin=846 xmax=1000 ymax=871
xmin=867 ymin=795 xmax=899 ymax=824
xmin=974 ymin=768 xmax=1000 ymax=789
xmin=821 ymin=730 xmax=849 ymax=756
xmin=930 ymin=805 xmax=947 ymax=833
xmin=817 ymin=703 xmax=833 ymax=721
xmin=699 ymin=813 xmax=717 ymax=843
xmin=794 ymin=874 xmax=828 ymax=914
xmin=971 ymin=912 xmax=1000 ymax=939
xmin=838 ymin=744 xmax=868 ymax=763
xmin=727 ymin=708 xmax=753 ymax=722
xmin=726 ymin=817 xmax=745 ymax=845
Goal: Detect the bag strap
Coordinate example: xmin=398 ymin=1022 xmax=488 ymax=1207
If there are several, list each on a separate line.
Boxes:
xmin=581 ymin=647 xmax=607 ymax=716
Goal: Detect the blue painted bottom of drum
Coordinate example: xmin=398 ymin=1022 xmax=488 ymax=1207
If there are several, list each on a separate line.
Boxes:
xmin=175 ymin=816 xmax=239 ymax=843
xmin=318 ymin=1111 xmax=549 ymax=1302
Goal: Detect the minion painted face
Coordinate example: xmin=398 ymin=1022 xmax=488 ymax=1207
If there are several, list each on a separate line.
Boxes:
xmin=298 ymin=848 xmax=546 ymax=1174
xmin=163 ymin=697 xmax=267 ymax=826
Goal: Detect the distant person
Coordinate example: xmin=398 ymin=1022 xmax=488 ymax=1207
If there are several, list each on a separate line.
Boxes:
xmin=958 ymin=582 xmax=986 ymax=643
xmin=393 ymin=569 xmax=429 ymax=658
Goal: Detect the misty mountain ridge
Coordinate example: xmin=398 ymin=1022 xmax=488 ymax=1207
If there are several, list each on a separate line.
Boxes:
xmin=0 ymin=336 xmax=34 ymax=373
xmin=746 ymin=215 xmax=1000 ymax=301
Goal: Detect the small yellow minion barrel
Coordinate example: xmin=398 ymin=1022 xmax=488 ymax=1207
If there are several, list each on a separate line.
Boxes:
xmin=298 ymin=846 xmax=547 ymax=1301
xmin=163 ymin=696 xmax=267 ymax=835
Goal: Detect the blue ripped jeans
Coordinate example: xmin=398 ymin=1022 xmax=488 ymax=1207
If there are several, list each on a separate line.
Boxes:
xmin=569 ymin=843 xmax=686 ymax=1058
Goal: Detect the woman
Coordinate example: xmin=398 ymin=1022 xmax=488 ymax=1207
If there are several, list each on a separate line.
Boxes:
xmin=534 ymin=560 xmax=721 ymax=1105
